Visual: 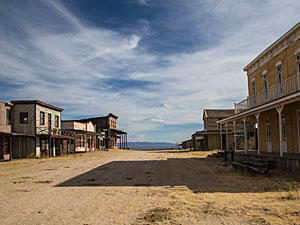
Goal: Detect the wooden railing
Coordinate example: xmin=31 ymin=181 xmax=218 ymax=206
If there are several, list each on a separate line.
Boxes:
xmin=235 ymin=75 xmax=299 ymax=114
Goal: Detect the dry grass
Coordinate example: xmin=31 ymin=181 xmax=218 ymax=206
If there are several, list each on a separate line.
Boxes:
xmin=1 ymin=149 xmax=300 ymax=225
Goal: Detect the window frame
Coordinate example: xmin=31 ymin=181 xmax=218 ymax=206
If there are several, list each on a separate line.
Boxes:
xmin=55 ymin=115 xmax=59 ymax=128
xmin=40 ymin=111 xmax=45 ymax=125
xmin=20 ymin=112 xmax=29 ymax=124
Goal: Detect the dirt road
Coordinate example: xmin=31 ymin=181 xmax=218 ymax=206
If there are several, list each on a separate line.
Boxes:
xmin=1 ymin=149 xmax=300 ymax=225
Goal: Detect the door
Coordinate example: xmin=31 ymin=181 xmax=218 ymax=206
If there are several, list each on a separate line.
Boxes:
xmin=266 ymin=120 xmax=272 ymax=152
xmin=281 ymin=115 xmax=287 ymax=153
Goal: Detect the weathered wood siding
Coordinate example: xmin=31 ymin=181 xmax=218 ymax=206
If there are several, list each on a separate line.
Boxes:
xmin=0 ymin=102 xmax=11 ymax=133
xmin=11 ymin=104 xmax=35 ymax=135
xmin=36 ymin=104 xmax=61 ymax=135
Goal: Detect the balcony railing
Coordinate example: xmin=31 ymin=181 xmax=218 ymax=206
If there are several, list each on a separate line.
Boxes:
xmin=235 ymin=74 xmax=299 ymax=114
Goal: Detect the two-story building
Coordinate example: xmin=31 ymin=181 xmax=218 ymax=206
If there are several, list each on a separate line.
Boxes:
xmin=191 ymin=109 xmax=249 ymax=150
xmin=80 ymin=113 xmax=128 ymax=149
xmin=10 ymin=100 xmax=75 ymax=158
xmin=218 ymin=21 xmax=300 ymax=169
xmin=61 ymin=120 xmax=105 ymax=152
xmin=0 ymin=101 xmax=13 ymax=160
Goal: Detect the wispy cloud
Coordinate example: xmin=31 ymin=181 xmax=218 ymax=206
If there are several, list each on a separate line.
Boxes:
xmin=0 ymin=0 xmax=300 ymax=142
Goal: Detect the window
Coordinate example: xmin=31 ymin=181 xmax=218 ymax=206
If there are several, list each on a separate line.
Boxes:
xmin=262 ymin=71 xmax=268 ymax=99
xmin=277 ymin=64 xmax=282 ymax=83
xmin=20 ymin=112 xmax=28 ymax=124
xmin=251 ymin=78 xmax=256 ymax=106
xmin=55 ymin=116 xmax=59 ymax=127
xmin=40 ymin=111 xmax=45 ymax=125
xmin=6 ymin=109 xmax=11 ymax=125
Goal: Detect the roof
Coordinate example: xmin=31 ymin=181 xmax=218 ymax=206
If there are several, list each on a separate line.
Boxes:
xmin=203 ymin=109 xmax=235 ymax=119
xmin=0 ymin=101 xmax=13 ymax=106
xmin=80 ymin=113 xmax=118 ymax=122
xmin=10 ymin=100 xmax=64 ymax=112
xmin=243 ymin=21 xmax=300 ymax=72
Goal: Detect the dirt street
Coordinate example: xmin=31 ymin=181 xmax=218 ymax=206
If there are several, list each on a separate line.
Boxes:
xmin=1 ymin=149 xmax=300 ymax=225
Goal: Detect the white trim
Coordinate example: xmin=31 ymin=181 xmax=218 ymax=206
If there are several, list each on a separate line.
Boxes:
xmin=275 ymin=61 xmax=282 ymax=67
xmin=294 ymin=48 xmax=300 ymax=56
xmin=262 ymin=70 xmax=268 ymax=75
xmin=217 ymin=91 xmax=300 ymax=124
xmin=244 ymin=22 xmax=300 ymax=72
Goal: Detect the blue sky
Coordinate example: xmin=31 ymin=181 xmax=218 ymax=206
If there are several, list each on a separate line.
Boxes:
xmin=0 ymin=0 xmax=300 ymax=143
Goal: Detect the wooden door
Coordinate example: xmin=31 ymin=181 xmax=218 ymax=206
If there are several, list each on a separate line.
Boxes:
xmin=266 ymin=120 xmax=272 ymax=153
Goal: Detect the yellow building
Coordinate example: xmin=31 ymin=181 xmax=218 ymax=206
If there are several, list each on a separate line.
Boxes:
xmin=218 ymin=21 xmax=300 ymax=169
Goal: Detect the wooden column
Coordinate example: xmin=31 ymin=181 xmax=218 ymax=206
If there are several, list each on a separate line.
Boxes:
xmin=255 ymin=113 xmax=261 ymax=156
xmin=233 ymin=121 xmax=237 ymax=151
xmin=10 ymin=136 xmax=13 ymax=160
xmin=26 ymin=137 xmax=29 ymax=158
xmin=243 ymin=117 xmax=248 ymax=154
xmin=85 ymin=134 xmax=87 ymax=152
xmin=225 ymin=123 xmax=229 ymax=150
xmin=125 ymin=134 xmax=128 ymax=149
xmin=276 ymin=105 xmax=284 ymax=157
xmin=220 ymin=123 xmax=223 ymax=150
xmin=18 ymin=137 xmax=21 ymax=159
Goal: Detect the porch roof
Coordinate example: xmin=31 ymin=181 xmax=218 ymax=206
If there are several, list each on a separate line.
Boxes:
xmin=218 ymin=91 xmax=300 ymax=124
xmin=0 ymin=131 xmax=36 ymax=138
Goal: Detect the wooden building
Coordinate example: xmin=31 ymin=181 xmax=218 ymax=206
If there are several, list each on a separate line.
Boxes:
xmin=61 ymin=120 xmax=105 ymax=152
xmin=10 ymin=100 xmax=75 ymax=158
xmin=0 ymin=101 xmax=36 ymax=160
xmin=218 ymin=21 xmax=300 ymax=169
xmin=191 ymin=109 xmax=249 ymax=150
xmin=181 ymin=139 xmax=192 ymax=150
xmin=80 ymin=113 xmax=128 ymax=149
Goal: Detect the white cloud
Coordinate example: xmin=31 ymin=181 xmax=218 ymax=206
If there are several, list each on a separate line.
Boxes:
xmin=1 ymin=0 xmax=300 ymax=142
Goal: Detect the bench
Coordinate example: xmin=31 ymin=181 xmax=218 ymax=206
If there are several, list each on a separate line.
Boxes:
xmin=231 ymin=162 xmax=269 ymax=174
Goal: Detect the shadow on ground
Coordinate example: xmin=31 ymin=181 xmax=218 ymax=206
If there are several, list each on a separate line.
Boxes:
xmin=55 ymin=157 xmax=295 ymax=193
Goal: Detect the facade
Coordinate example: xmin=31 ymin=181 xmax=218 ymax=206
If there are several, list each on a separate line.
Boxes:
xmin=218 ymin=22 xmax=300 ymax=169
xmin=181 ymin=139 xmax=192 ymax=149
xmin=191 ymin=109 xmax=248 ymax=150
xmin=61 ymin=120 xmax=105 ymax=152
xmin=80 ymin=113 xmax=128 ymax=149
xmin=10 ymin=100 xmax=75 ymax=158
xmin=0 ymin=101 xmax=13 ymax=159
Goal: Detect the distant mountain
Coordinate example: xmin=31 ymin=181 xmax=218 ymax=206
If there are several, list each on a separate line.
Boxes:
xmin=123 ymin=142 xmax=180 ymax=150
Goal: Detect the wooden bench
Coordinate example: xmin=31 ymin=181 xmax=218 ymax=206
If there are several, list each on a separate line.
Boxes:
xmin=231 ymin=162 xmax=269 ymax=174
xmin=231 ymin=162 xmax=248 ymax=171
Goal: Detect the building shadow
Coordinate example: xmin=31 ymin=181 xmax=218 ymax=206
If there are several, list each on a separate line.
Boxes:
xmin=55 ymin=157 xmax=290 ymax=193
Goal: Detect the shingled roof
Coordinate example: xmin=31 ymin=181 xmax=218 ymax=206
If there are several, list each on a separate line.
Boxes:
xmin=203 ymin=109 xmax=235 ymax=119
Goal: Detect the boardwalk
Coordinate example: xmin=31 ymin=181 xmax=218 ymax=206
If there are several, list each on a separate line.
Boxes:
xmin=1 ymin=150 xmax=300 ymax=224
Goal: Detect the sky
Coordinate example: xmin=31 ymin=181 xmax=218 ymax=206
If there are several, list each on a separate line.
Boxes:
xmin=0 ymin=0 xmax=300 ymax=143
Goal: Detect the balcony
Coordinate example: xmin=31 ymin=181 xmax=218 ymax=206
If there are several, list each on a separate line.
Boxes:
xmin=235 ymin=74 xmax=299 ymax=114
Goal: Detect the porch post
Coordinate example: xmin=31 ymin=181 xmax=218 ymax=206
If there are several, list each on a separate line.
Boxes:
xmin=233 ymin=120 xmax=237 ymax=151
xmin=243 ymin=117 xmax=248 ymax=154
xmin=18 ymin=137 xmax=21 ymax=159
xmin=225 ymin=123 xmax=229 ymax=150
xmin=276 ymin=105 xmax=284 ymax=157
xmin=220 ymin=123 xmax=223 ymax=150
xmin=255 ymin=113 xmax=261 ymax=156
xmin=126 ymin=134 xmax=128 ymax=149
xmin=85 ymin=134 xmax=87 ymax=152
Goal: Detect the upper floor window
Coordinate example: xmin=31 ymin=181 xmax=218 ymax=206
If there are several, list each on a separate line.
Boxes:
xmin=251 ymin=78 xmax=256 ymax=106
xmin=55 ymin=116 xmax=59 ymax=127
xmin=6 ymin=109 xmax=11 ymax=125
xmin=20 ymin=112 xmax=28 ymax=124
xmin=262 ymin=71 xmax=268 ymax=99
xmin=40 ymin=111 xmax=45 ymax=125
xmin=276 ymin=64 xmax=282 ymax=84
xmin=296 ymin=54 xmax=300 ymax=73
